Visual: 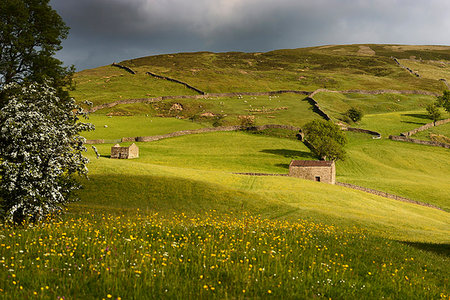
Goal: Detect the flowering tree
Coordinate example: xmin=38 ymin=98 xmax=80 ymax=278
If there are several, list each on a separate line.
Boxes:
xmin=0 ymin=82 xmax=93 ymax=223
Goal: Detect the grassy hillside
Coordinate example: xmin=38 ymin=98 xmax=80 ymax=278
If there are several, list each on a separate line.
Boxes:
xmin=3 ymin=45 xmax=449 ymax=299
xmin=313 ymin=92 xmax=436 ymax=124
xmin=69 ymin=45 xmax=450 ymax=108
xmin=118 ymin=45 xmax=447 ymax=93
xmin=71 ymin=65 xmax=199 ymax=106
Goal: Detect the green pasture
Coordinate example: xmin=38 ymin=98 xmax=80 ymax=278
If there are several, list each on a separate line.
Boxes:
xmin=191 ymin=93 xmax=321 ymax=127
xmin=88 ymin=93 xmax=322 ymax=128
xmin=70 ymin=65 xmax=199 ymax=106
xmin=81 ymin=115 xmax=205 ymax=140
xmin=398 ymin=59 xmax=450 ymax=82
xmin=358 ymin=110 xmax=431 ymax=136
xmin=411 ymin=122 xmax=450 ymax=141
xmin=79 ymin=131 xmax=450 ymax=241
xmin=119 ymin=45 xmax=445 ymax=93
xmin=313 ymin=92 xmax=435 ymax=122
xmin=338 ymin=132 xmax=450 ymax=211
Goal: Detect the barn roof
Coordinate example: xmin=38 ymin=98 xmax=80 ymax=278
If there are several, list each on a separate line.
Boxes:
xmin=290 ymin=160 xmax=333 ymax=167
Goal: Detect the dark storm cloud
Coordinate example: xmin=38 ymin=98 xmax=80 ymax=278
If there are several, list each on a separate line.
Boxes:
xmin=49 ymin=0 xmax=450 ymax=71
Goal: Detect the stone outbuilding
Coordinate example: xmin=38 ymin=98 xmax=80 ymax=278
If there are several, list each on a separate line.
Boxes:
xmin=111 ymin=143 xmax=139 ymax=159
xmin=289 ymin=160 xmax=335 ymax=184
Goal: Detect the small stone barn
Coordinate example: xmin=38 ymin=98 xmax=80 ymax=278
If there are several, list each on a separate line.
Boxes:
xmin=111 ymin=143 xmax=139 ymax=159
xmin=289 ymin=160 xmax=335 ymax=184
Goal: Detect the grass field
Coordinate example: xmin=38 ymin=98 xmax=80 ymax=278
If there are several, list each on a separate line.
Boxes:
xmin=82 ymin=116 xmax=205 ymax=140
xmin=398 ymin=59 xmax=450 ymax=82
xmin=71 ymin=66 xmax=199 ymax=106
xmin=313 ymin=92 xmax=436 ymax=123
xmin=2 ymin=44 xmax=449 ymax=299
xmin=411 ymin=122 xmax=450 ymax=141
xmin=81 ymin=131 xmax=450 ymax=212
xmin=1 ymin=211 xmax=448 ymax=299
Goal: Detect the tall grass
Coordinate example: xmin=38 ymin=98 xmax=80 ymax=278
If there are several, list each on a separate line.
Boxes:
xmin=1 ymin=211 xmax=448 ymax=299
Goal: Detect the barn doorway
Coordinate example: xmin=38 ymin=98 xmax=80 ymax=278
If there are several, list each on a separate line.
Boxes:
xmin=315 ymin=176 xmax=321 ymax=182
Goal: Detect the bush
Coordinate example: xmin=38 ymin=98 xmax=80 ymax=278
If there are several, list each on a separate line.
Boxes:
xmin=238 ymin=115 xmax=255 ymax=128
xmin=345 ymin=107 xmax=364 ymax=122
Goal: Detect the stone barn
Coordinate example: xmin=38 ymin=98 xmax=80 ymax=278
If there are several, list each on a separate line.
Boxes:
xmin=111 ymin=143 xmax=139 ymax=159
xmin=289 ymin=160 xmax=335 ymax=184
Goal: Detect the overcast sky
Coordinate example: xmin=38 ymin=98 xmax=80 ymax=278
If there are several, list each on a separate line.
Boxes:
xmin=50 ymin=0 xmax=450 ymax=71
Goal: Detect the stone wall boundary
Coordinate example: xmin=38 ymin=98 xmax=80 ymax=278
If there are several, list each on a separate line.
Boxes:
xmin=440 ymin=79 xmax=450 ymax=89
xmin=310 ymin=88 xmax=438 ymax=97
xmin=232 ymin=173 xmax=289 ymax=176
xmin=88 ymin=90 xmax=311 ymax=113
xmin=88 ymin=89 xmax=439 ymax=113
xmin=400 ymin=118 xmax=450 ymax=137
xmin=392 ymin=57 xmax=420 ymax=77
xmin=305 ymin=94 xmax=332 ymax=121
xmin=389 ymin=135 xmax=450 ymax=149
xmin=146 ymin=71 xmax=205 ymax=95
xmin=111 ymin=63 xmax=136 ymax=75
xmin=85 ymin=124 xmax=301 ymax=144
xmin=342 ymin=127 xmax=381 ymax=137
xmin=336 ymin=182 xmax=443 ymax=211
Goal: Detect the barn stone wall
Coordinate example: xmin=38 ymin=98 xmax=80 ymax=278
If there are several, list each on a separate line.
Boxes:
xmin=289 ymin=163 xmax=335 ymax=184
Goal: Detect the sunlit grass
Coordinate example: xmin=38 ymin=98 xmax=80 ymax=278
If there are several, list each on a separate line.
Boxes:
xmin=0 ymin=211 xmax=448 ymax=299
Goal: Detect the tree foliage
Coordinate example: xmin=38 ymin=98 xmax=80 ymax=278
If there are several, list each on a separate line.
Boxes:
xmin=345 ymin=107 xmax=364 ymax=122
xmin=436 ymin=90 xmax=450 ymax=113
xmin=0 ymin=0 xmax=72 ymax=106
xmin=0 ymin=82 xmax=93 ymax=223
xmin=303 ymin=120 xmax=347 ymax=161
xmin=426 ymin=103 xmax=441 ymax=124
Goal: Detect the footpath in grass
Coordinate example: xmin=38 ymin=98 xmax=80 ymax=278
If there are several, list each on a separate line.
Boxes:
xmin=0 ymin=211 xmax=448 ymax=299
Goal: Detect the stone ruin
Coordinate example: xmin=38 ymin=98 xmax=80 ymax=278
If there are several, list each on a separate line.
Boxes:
xmin=111 ymin=143 xmax=139 ymax=159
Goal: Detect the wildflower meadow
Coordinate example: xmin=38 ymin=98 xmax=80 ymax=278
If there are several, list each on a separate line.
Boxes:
xmin=0 ymin=210 xmax=448 ymax=299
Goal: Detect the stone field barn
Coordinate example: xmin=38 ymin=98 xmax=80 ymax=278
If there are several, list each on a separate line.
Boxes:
xmin=289 ymin=160 xmax=336 ymax=184
xmin=111 ymin=143 xmax=139 ymax=159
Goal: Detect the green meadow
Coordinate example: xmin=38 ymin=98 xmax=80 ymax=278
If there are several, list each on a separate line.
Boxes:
xmin=2 ymin=44 xmax=449 ymax=299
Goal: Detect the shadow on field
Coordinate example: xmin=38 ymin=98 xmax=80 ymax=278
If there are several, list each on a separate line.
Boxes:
xmin=261 ymin=149 xmax=315 ymax=159
xmin=275 ymin=163 xmax=290 ymax=169
xmin=401 ymin=241 xmax=450 ymax=257
xmin=401 ymin=113 xmax=430 ymax=120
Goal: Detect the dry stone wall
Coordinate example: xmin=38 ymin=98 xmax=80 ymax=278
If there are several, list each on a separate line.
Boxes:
xmin=400 ymin=118 xmax=450 ymax=137
xmin=146 ymin=71 xmax=205 ymax=95
xmin=305 ymin=96 xmax=331 ymax=121
xmin=389 ymin=135 xmax=450 ymax=149
xmin=89 ymin=88 xmax=439 ymax=113
xmin=88 ymin=90 xmax=311 ymax=113
xmin=233 ymin=173 xmax=289 ymax=176
xmin=392 ymin=57 xmax=420 ymax=77
xmin=111 ymin=63 xmax=136 ymax=75
xmin=440 ymin=79 xmax=450 ymax=89
xmin=336 ymin=182 xmax=443 ymax=211
xmin=85 ymin=124 xmax=301 ymax=144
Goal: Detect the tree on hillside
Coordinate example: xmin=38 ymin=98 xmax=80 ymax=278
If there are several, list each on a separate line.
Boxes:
xmin=345 ymin=107 xmax=364 ymax=123
xmin=0 ymin=82 xmax=93 ymax=223
xmin=436 ymin=90 xmax=450 ymax=113
xmin=302 ymin=120 xmax=347 ymax=161
xmin=426 ymin=103 xmax=441 ymax=125
xmin=0 ymin=0 xmax=73 ymax=106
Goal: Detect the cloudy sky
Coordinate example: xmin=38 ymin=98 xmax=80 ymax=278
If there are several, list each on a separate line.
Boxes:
xmin=50 ymin=0 xmax=450 ymax=71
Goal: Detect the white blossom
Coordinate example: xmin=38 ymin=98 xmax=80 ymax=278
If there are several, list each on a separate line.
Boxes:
xmin=0 ymin=82 xmax=94 ymax=222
